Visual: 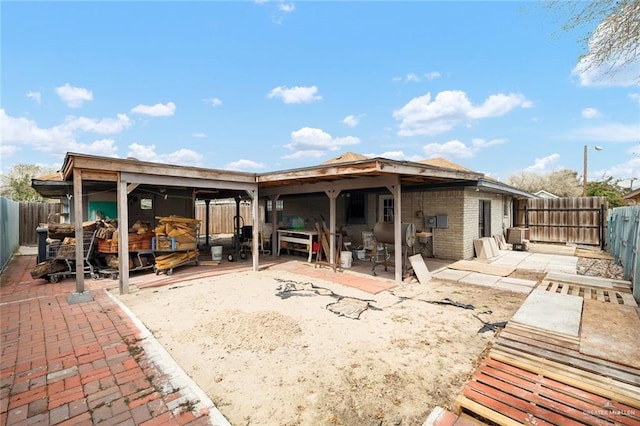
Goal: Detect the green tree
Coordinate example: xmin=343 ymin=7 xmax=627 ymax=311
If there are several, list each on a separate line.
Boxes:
xmin=545 ymin=0 xmax=640 ymax=79
xmin=586 ymin=177 xmax=626 ymax=207
xmin=0 ymin=164 xmax=53 ymax=202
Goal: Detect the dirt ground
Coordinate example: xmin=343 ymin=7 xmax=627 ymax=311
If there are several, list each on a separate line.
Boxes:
xmin=114 ymin=267 xmax=528 ymax=426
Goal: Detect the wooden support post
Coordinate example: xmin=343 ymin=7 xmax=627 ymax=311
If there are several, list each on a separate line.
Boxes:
xmin=270 ymin=194 xmax=279 ymax=257
xmin=248 ymin=189 xmax=259 ymax=271
xmin=387 ymin=177 xmax=402 ymax=283
xmin=325 ymin=189 xmax=339 ymax=267
xmin=73 ymin=170 xmax=84 ymax=294
xmin=117 ymin=177 xmax=130 ymax=295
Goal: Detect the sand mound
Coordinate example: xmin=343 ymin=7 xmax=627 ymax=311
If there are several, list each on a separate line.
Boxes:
xmin=203 ymin=309 xmax=302 ymax=352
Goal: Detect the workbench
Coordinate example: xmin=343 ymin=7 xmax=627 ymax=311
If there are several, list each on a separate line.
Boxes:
xmin=277 ymin=229 xmax=317 ymax=262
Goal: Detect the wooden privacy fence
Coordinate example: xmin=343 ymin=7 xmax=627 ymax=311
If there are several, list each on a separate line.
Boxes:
xmin=18 ymin=202 xmax=61 ymax=246
xmin=515 ymin=197 xmax=608 ymax=247
xmin=194 ymin=202 xmax=265 ymax=235
xmin=607 ymin=206 xmax=639 ymax=301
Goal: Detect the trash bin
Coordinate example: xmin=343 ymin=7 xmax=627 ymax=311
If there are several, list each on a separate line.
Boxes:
xmin=37 ymin=226 xmax=48 ymax=263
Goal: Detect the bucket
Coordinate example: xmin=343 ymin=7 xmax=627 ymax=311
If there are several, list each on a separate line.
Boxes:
xmin=211 ymin=246 xmax=223 ymax=261
xmin=340 ymin=251 xmax=353 ymax=269
xmin=355 ymin=249 xmax=366 ymax=260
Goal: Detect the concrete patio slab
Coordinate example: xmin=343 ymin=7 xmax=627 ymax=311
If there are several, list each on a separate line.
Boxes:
xmin=430 ymin=269 xmax=471 ymax=282
xmin=511 ymin=289 xmax=583 ymax=337
xmin=459 ymin=272 xmax=501 ymax=287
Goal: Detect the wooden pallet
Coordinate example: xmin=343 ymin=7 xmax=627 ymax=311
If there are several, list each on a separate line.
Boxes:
xmin=497 ymin=324 xmax=640 ymax=386
xmin=540 ymin=280 xmax=637 ymax=306
xmin=456 ymin=352 xmax=640 ymax=426
xmin=456 ymin=314 xmax=640 ymax=426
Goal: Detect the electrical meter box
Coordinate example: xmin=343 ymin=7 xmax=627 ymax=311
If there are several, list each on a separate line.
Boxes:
xmin=424 ymin=216 xmax=437 ymax=228
xmin=436 ymin=215 xmax=449 ymax=229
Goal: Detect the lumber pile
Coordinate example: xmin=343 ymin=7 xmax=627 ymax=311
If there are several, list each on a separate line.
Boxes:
xmin=154 ymin=250 xmax=199 ymax=273
xmin=154 ymin=216 xmax=200 ymax=251
xmin=46 ymin=221 xmax=97 ymax=240
xmin=96 ymin=220 xmax=154 ymax=253
xmin=314 ymin=217 xmax=342 ymax=271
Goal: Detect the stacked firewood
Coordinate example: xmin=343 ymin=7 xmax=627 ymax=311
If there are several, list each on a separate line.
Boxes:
xmin=154 ymin=216 xmax=200 ymax=251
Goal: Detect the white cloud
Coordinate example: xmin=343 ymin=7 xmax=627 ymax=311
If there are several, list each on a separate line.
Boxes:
xmin=393 ymin=71 xmax=441 ymax=83
xmin=424 ymin=71 xmax=441 ymax=80
xmin=423 ymin=140 xmax=475 ymax=158
xmin=629 ymin=93 xmax=640 ymax=104
xmin=267 ymin=86 xmax=321 ymax=104
xmin=582 ymin=108 xmax=601 ymax=119
xmin=192 ymin=133 xmax=207 ymax=138
xmin=471 ymin=138 xmax=507 ymax=148
xmin=127 ymin=143 xmax=203 ymax=166
xmin=599 ymin=152 xmax=640 ymax=187
xmin=341 ymin=114 xmax=361 ymax=127
xmin=131 ymin=102 xmax=176 ymax=117
xmin=0 ymin=108 xmax=131 ymax=159
xmin=204 ymin=97 xmax=222 ymax=107
xmin=393 ymin=90 xmax=531 ymax=137
xmin=278 ymin=2 xmax=295 ymax=13
xmin=68 ymin=138 xmax=119 ymax=158
xmin=525 ymin=154 xmax=561 ymax=173
xmin=55 ymin=83 xmax=93 ymax=108
xmin=420 ymin=137 xmax=506 ymax=160
xmin=366 ymin=151 xmax=422 ymax=162
xmin=284 ymin=127 xmax=360 ymax=159
xmin=564 ymin=122 xmax=640 ymax=143
xmin=467 ymin=93 xmax=532 ymax=119
xmin=571 ymin=19 xmax=640 ymax=87
xmin=0 ymin=144 xmax=17 ymax=159
xmin=26 ymin=91 xmax=41 ymax=104
xmin=224 ymin=159 xmax=266 ymax=171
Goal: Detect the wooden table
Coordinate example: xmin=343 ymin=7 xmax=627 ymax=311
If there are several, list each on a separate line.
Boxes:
xmin=277 ymin=229 xmax=317 ymax=262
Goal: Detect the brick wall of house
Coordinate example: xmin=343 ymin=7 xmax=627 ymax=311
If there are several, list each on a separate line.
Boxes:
xmin=401 ymin=189 xmax=467 ymax=260
xmin=277 ymin=188 xmax=515 ymax=261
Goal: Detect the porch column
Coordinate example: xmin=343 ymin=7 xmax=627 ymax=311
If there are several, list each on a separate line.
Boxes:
xmin=387 ymin=177 xmax=402 ymax=283
xmin=325 ymin=189 xmax=340 ymax=266
xmin=204 ymin=199 xmax=211 ymax=247
xmin=270 ymin=194 xmax=279 ymax=257
xmin=247 ymin=190 xmax=259 ymax=271
xmin=117 ymin=177 xmax=130 ymax=295
xmin=69 ymin=169 xmax=93 ymax=303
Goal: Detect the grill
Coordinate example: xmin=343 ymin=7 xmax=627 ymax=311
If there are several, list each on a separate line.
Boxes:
xmin=371 ymin=222 xmax=416 ymax=276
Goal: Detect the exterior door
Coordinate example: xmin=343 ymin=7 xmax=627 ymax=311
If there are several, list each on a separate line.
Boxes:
xmin=479 ymin=200 xmax=491 ymax=237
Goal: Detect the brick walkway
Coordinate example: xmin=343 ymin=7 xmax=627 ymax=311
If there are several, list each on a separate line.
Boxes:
xmin=0 ymin=254 xmax=228 ymax=426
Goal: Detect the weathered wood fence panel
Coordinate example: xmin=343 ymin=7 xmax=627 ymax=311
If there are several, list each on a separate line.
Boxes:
xmin=18 ymin=202 xmax=61 ymax=246
xmin=515 ymin=197 xmax=608 ymax=246
xmin=195 ymin=202 xmax=264 ymax=235
xmin=607 ymin=206 xmax=639 ymax=301
xmin=1 ymin=197 xmax=20 ymax=273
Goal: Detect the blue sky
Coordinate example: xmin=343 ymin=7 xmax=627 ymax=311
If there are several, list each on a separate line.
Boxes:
xmin=2 ymin=1 xmax=639 ymax=188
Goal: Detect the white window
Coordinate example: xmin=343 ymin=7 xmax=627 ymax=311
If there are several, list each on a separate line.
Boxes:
xmin=379 ymin=195 xmax=394 ymax=222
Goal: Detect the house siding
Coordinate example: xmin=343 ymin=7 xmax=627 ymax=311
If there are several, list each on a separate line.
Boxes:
xmin=272 ymin=187 xmax=515 ymax=261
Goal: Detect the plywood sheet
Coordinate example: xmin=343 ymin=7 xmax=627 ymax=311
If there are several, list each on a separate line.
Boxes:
xmin=580 ymin=299 xmax=640 ymax=369
xmin=527 ymin=243 xmax=576 ymax=256
xmin=511 ymin=289 xmax=583 ymax=337
xmin=408 ymin=254 xmax=430 ymax=284
xmin=448 ymin=260 xmax=514 ymax=277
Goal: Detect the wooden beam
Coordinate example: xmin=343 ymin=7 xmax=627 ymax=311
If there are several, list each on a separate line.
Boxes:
xmin=68 ymin=154 xmax=256 ymax=183
xmin=260 ymin=175 xmax=397 ymax=197
xmin=121 ymin=172 xmax=258 ymax=191
xmin=117 ymin=178 xmax=130 ymax=294
xmin=326 ymin=189 xmax=340 ymax=266
xmin=126 ymin=183 xmax=139 ymax=194
xmin=248 ymin=189 xmax=259 ymax=271
xmin=80 ymin=169 xmax=118 ymax=182
xmin=73 ymin=169 xmax=84 ymax=293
